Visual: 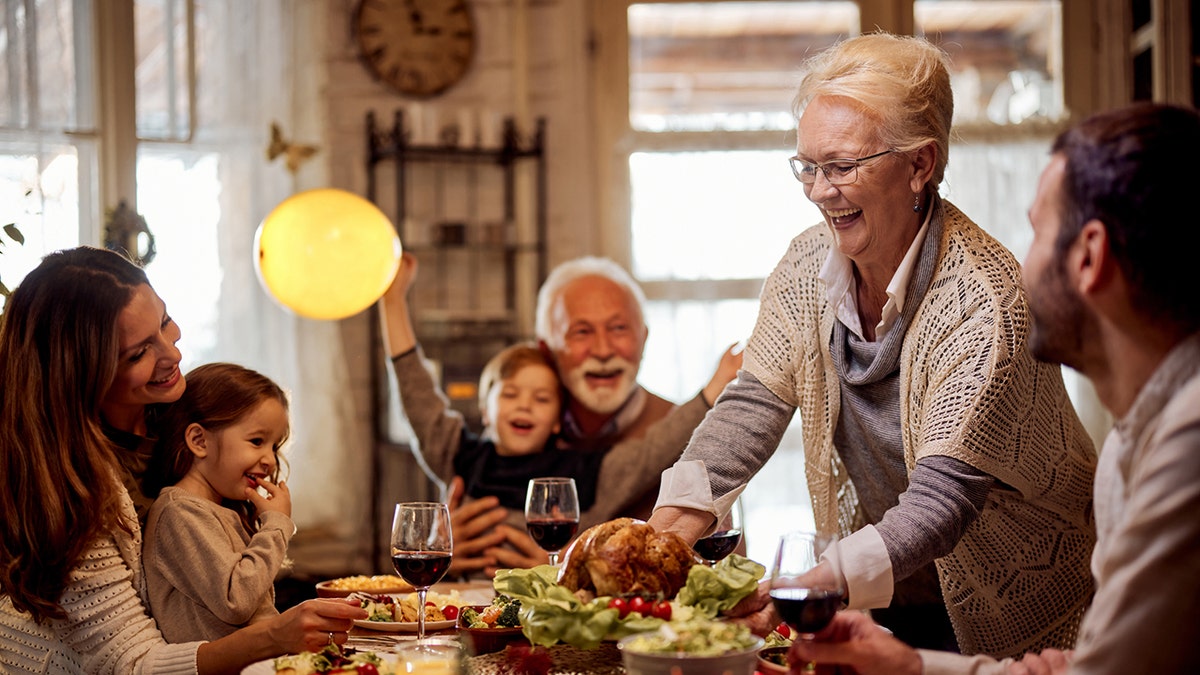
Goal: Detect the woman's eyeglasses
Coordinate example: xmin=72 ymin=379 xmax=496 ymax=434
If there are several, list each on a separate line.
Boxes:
xmin=789 ymin=149 xmax=895 ymax=186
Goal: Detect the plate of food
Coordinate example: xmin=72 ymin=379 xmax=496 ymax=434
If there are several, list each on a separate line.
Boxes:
xmin=489 ymin=518 xmax=767 ymax=650
xmin=241 ymin=645 xmax=396 ymax=674
xmin=352 ymin=589 xmax=463 ymax=633
xmin=315 ymin=574 xmax=413 ymax=598
xmin=352 ymin=617 xmax=456 ymax=633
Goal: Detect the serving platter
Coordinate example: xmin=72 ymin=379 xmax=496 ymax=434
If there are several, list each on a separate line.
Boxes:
xmin=240 ymin=652 xmax=399 ymax=675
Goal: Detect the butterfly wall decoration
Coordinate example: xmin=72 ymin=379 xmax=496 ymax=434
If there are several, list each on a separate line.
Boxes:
xmin=267 ymin=122 xmax=319 ymax=174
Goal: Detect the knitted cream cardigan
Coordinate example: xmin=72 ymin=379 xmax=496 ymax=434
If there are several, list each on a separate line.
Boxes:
xmin=744 ymin=198 xmax=1097 ymax=657
xmin=0 ymin=487 xmax=200 ymax=674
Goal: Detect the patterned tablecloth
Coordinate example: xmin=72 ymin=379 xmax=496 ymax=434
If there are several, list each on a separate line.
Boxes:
xmin=465 ymin=642 xmax=625 ymax=675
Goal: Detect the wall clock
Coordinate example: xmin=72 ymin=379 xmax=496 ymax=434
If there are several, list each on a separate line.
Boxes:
xmin=355 ymin=0 xmax=476 ymax=98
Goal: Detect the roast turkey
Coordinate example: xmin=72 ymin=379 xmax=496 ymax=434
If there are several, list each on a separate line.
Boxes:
xmin=557 ymin=518 xmax=699 ymax=598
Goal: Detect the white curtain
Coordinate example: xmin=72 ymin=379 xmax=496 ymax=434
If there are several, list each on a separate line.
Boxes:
xmin=140 ymin=0 xmax=374 ymax=576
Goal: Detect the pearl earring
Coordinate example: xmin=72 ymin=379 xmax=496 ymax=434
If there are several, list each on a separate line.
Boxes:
xmin=913 ymin=193 xmax=921 ymax=213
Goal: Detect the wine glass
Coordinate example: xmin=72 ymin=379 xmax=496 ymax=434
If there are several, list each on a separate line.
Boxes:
xmin=391 ymin=502 xmax=453 ymax=640
xmin=524 ymin=477 xmax=580 ymax=566
xmin=692 ymin=496 xmax=744 ymax=565
xmin=769 ymin=530 xmax=846 ymax=641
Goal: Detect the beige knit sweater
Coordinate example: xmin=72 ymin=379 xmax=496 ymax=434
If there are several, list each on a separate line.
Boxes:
xmin=744 ymin=199 xmax=1098 ymax=657
xmin=0 ymin=487 xmax=201 ymax=674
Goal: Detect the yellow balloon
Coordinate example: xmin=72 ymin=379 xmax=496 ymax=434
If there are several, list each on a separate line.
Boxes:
xmin=254 ymin=188 xmax=402 ymax=320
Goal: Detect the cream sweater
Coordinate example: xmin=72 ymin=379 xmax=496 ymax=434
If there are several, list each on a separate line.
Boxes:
xmin=743 ymin=199 xmax=1097 ymax=657
xmin=0 ymin=488 xmax=200 ymax=674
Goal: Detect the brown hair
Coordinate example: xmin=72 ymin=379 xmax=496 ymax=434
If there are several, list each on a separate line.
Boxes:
xmin=148 ymin=362 xmax=290 ymax=530
xmin=1051 ymin=102 xmax=1200 ymax=333
xmin=477 ymin=341 xmax=561 ymax=414
xmin=0 ymin=247 xmax=148 ymax=622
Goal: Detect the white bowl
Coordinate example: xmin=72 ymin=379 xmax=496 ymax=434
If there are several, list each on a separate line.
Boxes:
xmin=617 ymin=632 xmax=765 ymax=675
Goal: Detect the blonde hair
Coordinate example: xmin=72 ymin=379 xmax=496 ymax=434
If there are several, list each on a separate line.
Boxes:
xmin=793 ymin=32 xmax=954 ymax=188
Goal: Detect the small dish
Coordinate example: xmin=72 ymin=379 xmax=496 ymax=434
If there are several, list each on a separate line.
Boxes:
xmin=618 ymin=632 xmax=764 ymax=675
xmin=456 ymin=605 xmax=528 ymax=655
xmin=757 ymin=645 xmax=791 ymax=674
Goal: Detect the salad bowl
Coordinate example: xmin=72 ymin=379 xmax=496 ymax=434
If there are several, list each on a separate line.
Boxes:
xmin=617 ymin=627 xmax=764 ymax=675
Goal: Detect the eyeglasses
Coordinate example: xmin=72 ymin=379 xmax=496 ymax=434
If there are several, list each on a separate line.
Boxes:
xmin=789 ymin=149 xmax=895 ymax=186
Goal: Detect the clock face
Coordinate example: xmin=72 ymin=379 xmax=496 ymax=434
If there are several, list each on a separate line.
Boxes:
xmin=355 ymin=0 xmax=476 ymax=98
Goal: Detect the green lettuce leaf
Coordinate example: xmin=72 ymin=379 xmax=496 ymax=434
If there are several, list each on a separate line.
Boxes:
xmin=676 ymin=554 xmax=765 ymax=618
xmin=491 ymin=555 xmax=765 ymax=649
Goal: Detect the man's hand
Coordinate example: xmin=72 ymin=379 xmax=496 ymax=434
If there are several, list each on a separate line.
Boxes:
xmin=701 ymin=342 xmax=743 ymax=407
xmin=484 ymin=523 xmax=551 ymax=577
xmin=446 ymin=476 xmax=507 ymax=577
xmin=790 ymin=611 xmax=922 ymax=675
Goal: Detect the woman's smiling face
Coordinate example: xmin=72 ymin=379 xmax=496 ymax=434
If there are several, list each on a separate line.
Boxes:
xmin=796 ymin=95 xmax=922 ymax=268
xmin=100 ymin=284 xmax=186 ymax=433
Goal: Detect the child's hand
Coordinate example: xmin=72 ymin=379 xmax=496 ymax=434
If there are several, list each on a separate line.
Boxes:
xmin=247 ymin=477 xmax=292 ymax=519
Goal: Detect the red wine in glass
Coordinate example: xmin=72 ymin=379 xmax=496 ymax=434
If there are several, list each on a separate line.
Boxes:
xmin=391 ymin=502 xmax=453 ymax=640
xmin=693 ymin=528 xmax=742 ymax=564
xmin=693 ymin=497 xmax=744 ymax=565
xmin=525 ymin=478 xmax=580 ymax=566
xmin=526 ymin=519 xmax=579 ymax=552
xmin=769 ymin=587 xmax=845 ymax=634
xmin=769 ymin=530 xmax=846 ymax=639
xmin=391 ymin=551 xmax=453 ymax=588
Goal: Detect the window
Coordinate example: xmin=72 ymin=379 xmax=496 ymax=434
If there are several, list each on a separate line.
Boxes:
xmin=0 ymin=0 xmax=96 ymax=297
xmin=620 ymin=0 xmax=861 ymax=564
xmin=603 ymin=0 xmax=1093 ymax=566
xmin=0 ymin=3 xmax=371 ymax=557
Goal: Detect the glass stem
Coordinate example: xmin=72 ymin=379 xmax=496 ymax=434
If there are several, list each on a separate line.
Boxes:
xmin=417 ymin=587 xmax=428 ymax=639
xmin=548 ymin=551 xmax=559 ymax=566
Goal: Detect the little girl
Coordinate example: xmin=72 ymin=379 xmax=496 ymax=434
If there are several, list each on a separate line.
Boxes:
xmin=142 ymin=362 xmax=295 ymax=642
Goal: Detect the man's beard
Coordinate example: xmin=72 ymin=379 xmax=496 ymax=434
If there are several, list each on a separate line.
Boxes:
xmin=561 ymin=355 xmax=640 ymax=415
xmin=1027 ymin=263 xmax=1089 ymax=372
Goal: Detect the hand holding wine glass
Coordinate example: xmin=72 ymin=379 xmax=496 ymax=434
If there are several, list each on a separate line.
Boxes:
xmin=692 ymin=496 xmax=744 ymax=565
xmin=769 ymin=530 xmax=846 ymax=640
xmin=524 ymin=477 xmax=580 ymax=566
xmin=391 ymin=502 xmax=453 ymax=640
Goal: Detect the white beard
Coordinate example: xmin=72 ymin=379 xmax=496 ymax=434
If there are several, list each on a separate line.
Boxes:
xmin=562 ymin=356 xmax=639 ymax=415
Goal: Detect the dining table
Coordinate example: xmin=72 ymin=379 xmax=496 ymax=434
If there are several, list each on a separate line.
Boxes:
xmin=330 ymin=580 xmax=630 ymax=674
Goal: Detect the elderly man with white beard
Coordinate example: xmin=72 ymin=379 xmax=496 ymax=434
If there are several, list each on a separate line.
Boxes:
xmin=443 ymin=256 xmax=741 ymax=577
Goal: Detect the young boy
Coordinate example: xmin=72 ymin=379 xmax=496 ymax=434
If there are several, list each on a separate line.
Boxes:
xmin=379 ymin=253 xmax=740 ymax=577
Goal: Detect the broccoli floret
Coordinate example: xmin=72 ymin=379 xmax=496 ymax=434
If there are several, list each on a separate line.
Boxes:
xmin=496 ymin=598 xmax=522 ymax=627
xmin=459 ymin=605 xmax=488 ymax=628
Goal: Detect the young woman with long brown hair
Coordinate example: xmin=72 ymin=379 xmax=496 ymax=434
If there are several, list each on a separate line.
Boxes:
xmin=0 ymin=246 xmax=363 ymax=674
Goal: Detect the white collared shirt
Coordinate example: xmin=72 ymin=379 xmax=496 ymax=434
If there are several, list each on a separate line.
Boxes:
xmin=818 ymin=211 xmax=932 ymax=341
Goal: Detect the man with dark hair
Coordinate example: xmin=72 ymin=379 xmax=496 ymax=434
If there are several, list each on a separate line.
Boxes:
xmin=790 ymin=102 xmax=1200 ymax=674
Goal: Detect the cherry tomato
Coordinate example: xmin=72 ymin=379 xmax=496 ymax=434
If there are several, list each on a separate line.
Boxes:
xmin=628 ymin=596 xmax=649 ymax=617
xmin=776 ymin=622 xmax=792 ymax=639
xmin=650 ymin=600 xmax=672 ymax=620
xmin=441 ymin=604 xmax=459 ymax=621
xmin=607 ymin=597 xmax=630 ymax=618
xmin=425 ymin=601 xmax=436 ymax=607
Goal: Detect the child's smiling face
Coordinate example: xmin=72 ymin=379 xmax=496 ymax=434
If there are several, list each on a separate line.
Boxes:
xmin=487 ymin=362 xmax=562 ymax=457
xmin=187 ymin=397 xmax=288 ymax=503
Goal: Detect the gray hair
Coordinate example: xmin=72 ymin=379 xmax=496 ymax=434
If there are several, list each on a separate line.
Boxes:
xmin=534 ymin=256 xmax=647 ymax=350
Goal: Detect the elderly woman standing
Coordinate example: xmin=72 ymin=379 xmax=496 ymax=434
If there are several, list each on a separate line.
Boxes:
xmin=649 ymin=33 xmax=1096 ymax=657
xmin=0 ymin=247 xmax=364 ymax=674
